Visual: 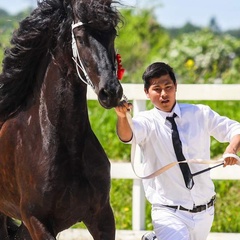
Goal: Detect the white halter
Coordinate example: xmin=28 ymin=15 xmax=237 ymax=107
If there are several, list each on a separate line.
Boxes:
xmin=71 ymin=21 xmax=94 ymax=89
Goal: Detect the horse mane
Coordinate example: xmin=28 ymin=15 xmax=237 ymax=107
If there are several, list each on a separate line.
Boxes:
xmin=0 ymin=0 xmax=121 ymax=122
xmin=74 ymin=0 xmax=121 ymax=31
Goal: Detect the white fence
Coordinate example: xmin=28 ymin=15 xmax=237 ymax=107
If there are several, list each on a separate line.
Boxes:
xmin=87 ymin=84 xmax=240 ymax=231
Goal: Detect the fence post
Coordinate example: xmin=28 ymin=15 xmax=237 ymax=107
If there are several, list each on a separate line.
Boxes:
xmin=132 ymin=99 xmax=146 ymax=230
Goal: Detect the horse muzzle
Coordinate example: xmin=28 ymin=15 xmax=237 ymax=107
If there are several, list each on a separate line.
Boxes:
xmin=98 ymin=83 xmax=123 ymax=109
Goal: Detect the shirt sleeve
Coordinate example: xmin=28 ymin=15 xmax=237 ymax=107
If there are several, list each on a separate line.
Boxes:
xmin=119 ymin=112 xmax=152 ymax=145
xmin=203 ymin=105 xmax=240 ymax=142
xmin=132 ymin=113 xmax=155 ymax=145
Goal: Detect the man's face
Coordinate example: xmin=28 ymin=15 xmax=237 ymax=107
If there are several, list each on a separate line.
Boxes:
xmin=144 ymin=74 xmax=177 ymax=112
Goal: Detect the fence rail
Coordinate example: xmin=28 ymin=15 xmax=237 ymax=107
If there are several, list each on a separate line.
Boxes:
xmin=88 ymin=84 xmax=240 ymax=231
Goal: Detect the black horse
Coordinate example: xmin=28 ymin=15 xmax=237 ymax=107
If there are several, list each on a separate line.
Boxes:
xmin=0 ymin=0 xmax=123 ymax=239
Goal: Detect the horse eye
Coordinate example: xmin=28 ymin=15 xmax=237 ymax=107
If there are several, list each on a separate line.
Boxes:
xmin=74 ymin=28 xmax=86 ymax=45
xmin=76 ymin=36 xmax=84 ymax=45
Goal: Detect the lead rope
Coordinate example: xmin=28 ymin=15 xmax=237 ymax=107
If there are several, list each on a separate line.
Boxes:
xmin=71 ymin=21 xmax=95 ymax=89
xmin=116 ymin=54 xmax=150 ymax=178
xmin=131 ymin=151 xmax=240 ymax=179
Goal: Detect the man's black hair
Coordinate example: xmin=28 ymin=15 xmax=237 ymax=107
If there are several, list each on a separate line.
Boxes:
xmin=142 ymin=62 xmax=176 ymax=90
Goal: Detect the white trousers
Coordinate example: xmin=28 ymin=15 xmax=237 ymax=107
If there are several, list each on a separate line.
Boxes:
xmin=151 ymin=205 xmax=214 ymax=240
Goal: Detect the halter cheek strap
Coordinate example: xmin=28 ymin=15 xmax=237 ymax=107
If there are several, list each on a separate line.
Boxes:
xmin=71 ymin=22 xmax=83 ymax=58
xmin=71 ymin=21 xmax=95 ymax=89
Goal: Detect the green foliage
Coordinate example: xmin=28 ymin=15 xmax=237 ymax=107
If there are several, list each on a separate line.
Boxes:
xmin=225 ymin=29 xmax=240 ymax=39
xmin=167 ymin=22 xmax=201 ymax=38
xmin=222 ymin=57 xmax=240 ymax=83
xmin=0 ymin=8 xmax=31 ymax=71
xmin=115 ymin=9 xmax=240 ymax=85
xmin=159 ymin=29 xmax=240 ymax=83
xmin=115 ymin=8 xmax=170 ymax=83
xmin=212 ymin=180 xmax=240 ymax=232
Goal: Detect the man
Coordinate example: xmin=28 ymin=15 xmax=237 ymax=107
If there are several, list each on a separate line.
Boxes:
xmin=114 ymin=62 xmax=240 ymax=240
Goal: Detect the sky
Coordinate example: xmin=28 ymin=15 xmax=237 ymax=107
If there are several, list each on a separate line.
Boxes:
xmin=0 ymin=0 xmax=240 ymax=31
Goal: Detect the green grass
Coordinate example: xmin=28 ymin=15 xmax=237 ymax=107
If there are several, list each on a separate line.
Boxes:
xmin=212 ymin=180 xmax=240 ymax=232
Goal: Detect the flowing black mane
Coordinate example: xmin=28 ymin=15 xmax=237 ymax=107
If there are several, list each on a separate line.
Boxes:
xmin=75 ymin=1 xmax=120 ymax=30
xmin=0 ymin=0 xmax=121 ymax=122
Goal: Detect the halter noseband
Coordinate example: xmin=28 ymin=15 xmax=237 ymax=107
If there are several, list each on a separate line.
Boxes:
xmin=71 ymin=21 xmax=95 ymax=89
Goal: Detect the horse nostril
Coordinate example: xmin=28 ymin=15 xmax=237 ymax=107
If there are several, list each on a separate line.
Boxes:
xmin=98 ymin=84 xmax=123 ymax=108
xmin=99 ymin=89 xmax=110 ymax=102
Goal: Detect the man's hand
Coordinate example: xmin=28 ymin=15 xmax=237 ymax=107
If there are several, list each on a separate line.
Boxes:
xmin=223 ymin=153 xmax=240 ymax=167
xmin=114 ymin=100 xmax=133 ymax=142
xmin=223 ymin=134 xmax=240 ymax=167
xmin=114 ymin=100 xmax=133 ymax=118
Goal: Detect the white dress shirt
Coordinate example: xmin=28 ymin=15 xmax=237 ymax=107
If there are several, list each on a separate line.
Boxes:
xmin=130 ymin=103 xmax=240 ymax=209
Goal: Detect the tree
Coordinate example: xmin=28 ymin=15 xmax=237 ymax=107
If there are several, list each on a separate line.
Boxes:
xmin=115 ymin=8 xmax=170 ymax=83
xmin=0 ymin=8 xmax=31 ymax=71
xmin=167 ymin=22 xmax=201 ymax=38
xmin=209 ymin=17 xmax=221 ymax=33
xmin=159 ymin=29 xmax=240 ymax=83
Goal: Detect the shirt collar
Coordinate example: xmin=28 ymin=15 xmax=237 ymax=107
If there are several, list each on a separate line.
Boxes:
xmin=153 ymin=102 xmax=182 ymax=121
xmin=172 ymin=102 xmax=181 ymax=118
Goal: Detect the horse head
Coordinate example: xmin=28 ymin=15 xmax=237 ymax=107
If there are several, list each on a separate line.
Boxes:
xmin=71 ymin=0 xmax=123 ymax=109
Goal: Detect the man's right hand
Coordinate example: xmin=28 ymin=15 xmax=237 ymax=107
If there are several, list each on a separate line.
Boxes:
xmin=114 ymin=100 xmax=133 ymax=142
xmin=114 ymin=100 xmax=133 ymax=118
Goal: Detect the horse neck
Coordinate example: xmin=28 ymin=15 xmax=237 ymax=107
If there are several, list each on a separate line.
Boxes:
xmin=39 ymin=60 xmax=90 ymax=135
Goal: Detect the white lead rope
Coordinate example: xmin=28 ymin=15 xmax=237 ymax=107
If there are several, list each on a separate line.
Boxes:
xmin=131 ymin=146 xmax=240 ymax=179
xmin=126 ymin=111 xmax=240 ymax=179
xmin=71 ymin=21 xmax=95 ymax=89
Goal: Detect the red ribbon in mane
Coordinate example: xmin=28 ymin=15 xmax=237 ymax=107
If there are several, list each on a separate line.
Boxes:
xmin=116 ymin=53 xmax=125 ymax=80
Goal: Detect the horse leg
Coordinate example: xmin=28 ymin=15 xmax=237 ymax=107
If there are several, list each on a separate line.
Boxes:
xmin=21 ymin=216 xmax=55 ymax=240
xmin=0 ymin=213 xmax=9 ymax=240
xmin=84 ymin=202 xmax=115 ymax=240
xmin=9 ymin=222 xmax=31 ymax=240
xmin=6 ymin=217 xmax=19 ymax=239
xmin=0 ymin=120 xmax=5 ymax=130
xmin=0 ymin=214 xmax=19 ymax=239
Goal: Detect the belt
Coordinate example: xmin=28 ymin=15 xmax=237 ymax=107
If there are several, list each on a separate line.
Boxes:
xmin=165 ymin=195 xmax=216 ymax=213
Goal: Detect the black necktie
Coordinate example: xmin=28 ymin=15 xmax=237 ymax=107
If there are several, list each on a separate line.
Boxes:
xmin=166 ymin=113 xmax=194 ymax=189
